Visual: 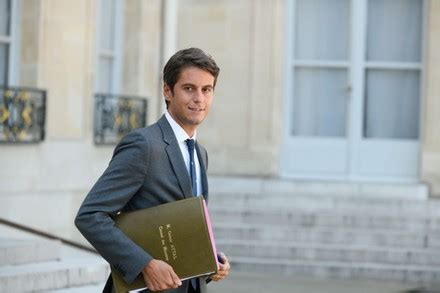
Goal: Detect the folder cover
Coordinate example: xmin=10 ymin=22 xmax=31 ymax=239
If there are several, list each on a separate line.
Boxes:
xmin=111 ymin=197 xmax=218 ymax=292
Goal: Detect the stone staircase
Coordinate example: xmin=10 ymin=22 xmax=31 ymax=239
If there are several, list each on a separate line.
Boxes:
xmin=0 ymin=224 xmax=108 ymax=292
xmin=208 ymin=177 xmax=440 ymax=285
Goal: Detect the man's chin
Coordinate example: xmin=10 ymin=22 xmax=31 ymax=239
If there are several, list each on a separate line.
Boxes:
xmin=187 ymin=116 xmax=205 ymax=126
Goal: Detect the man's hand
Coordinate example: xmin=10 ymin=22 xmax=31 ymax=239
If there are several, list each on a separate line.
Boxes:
xmin=142 ymin=259 xmax=182 ymax=291
xmin=210 ymin=252 xmax=230 ymax=282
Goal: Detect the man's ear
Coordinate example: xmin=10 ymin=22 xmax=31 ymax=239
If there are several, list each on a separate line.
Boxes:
xmin=163 ymin=84 xmax=172 ymax=102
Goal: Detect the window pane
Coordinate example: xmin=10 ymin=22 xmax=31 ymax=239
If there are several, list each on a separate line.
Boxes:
xmin=0 ymin=43 xmax=8 ymax=85
xmin=364 ymin=70 xmax=420 ymax=139
xmin=0 ymin=0 xmax=11 ymax=36
xmin=99 ymin=0 xmax=116 ymax=51
xmin=367 ymin=0 xmax=422 ymax=62
xmin=295 ymin=0 xmax=350 ymax=60
xmin=98 ymin=57 xmax=113 ymax=93
xmin=292 ymin=68 xmax=348 ymax=137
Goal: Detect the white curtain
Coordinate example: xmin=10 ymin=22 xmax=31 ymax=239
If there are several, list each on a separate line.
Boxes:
xmin=0 ymin=0 xmax=9 ymax=36
xmin=365 ymin=70 xmax=420 ymax=139
xmin=98 ymin=57 xmax=113 ymax=93
xmin=97 ymin=0 xmax=117 ymax=93
xmin=0 ymin=0 xmax=10 ymax=86
xmin=100 ymin=0 xmax=116 ymax=51
xmin=0 ymin=44 xmax=7 ymax=86
xmin=295 ymin=0 xmax=350 ymax=61
xmin=367 ymin=0 xmax=422 ymax=62
xmin=365 ymin=0 xmax=422 ymax=139
xmin=293 ymin=0 xmax=350 ymax=137
xmin=293 ymin=68 xmax=347 ymax=137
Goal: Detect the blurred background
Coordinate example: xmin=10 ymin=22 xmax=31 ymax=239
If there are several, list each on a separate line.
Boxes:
xmin=1 ymin=0 xmax=440 ymax=292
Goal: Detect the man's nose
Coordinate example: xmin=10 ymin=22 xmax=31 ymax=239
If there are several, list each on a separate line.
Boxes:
xmin=193 ymin=90 xmax=204 ymax=102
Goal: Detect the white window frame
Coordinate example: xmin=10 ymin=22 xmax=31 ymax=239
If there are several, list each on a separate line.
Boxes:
xmin=0 ymin=0 xmax=20 ymax=86
xmin=281 ymin=0 xmax=426 ymax=182
xmin=95 ymin=0 xmax=124 ymax=94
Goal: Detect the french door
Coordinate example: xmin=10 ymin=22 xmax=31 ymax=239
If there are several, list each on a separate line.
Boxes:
xmin=281 ymin=0 xmax=424 ymax=182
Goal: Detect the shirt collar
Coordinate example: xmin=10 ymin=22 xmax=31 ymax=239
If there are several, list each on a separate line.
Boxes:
xmin=165 ymin=111 xmax=197 ymax=143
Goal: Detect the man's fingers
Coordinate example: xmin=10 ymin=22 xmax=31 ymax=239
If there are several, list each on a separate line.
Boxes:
xmin=211 ymin=273 xmax=225 ymax=282
xmin=162 ymin=267 xmax=181 ymax=289
xmin=142 ymin=259 xmax=182 ymax=291
xmin=218 ymin=252 xmax=227 ymax=263
xmin=211 ymin=274 xmax=220 ymax=282
xmin=211 ymin=268 xmax=228 ymax=281
xmin=218 ymin=252 xmax=230 ymax=270
xmin=218 ymin=261 xmax=230 ymax=272
xmin=211 ymin=252 xmax=230 ymax=282
xmin=169 ymin=270 xmax=182 ymax=287
xmin=216 ymin=271 xmax=228 ymax=278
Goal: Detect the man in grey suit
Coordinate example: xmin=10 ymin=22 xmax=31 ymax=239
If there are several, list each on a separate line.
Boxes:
xmin=75 ymin=47 xmax=230 ymax=292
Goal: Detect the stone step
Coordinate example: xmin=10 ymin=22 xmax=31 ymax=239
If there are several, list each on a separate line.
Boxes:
xmin=228 ymin=256 xmax=440 ymax=283
xmin=0 ymin=223 xmax=110 ymax=292
xmin=209 ymin=176 xmax=429 ymax=199
xmin=209 ymin=207 xmax=440 ymax=231
xmin=0 ymin=256 xmax=109 ymax=292
xmin=209 ymin=193 xmax=440 ymax=216
xmin=207 ymin=177 xmax=438 ymax=285
xmin=46 ymin=282 xmax=106 ymax=292
xmin=212 ymin=223 xmax=440 ymax=249
xmin=216 ymin=240 xmax=440 ymax=266
xmin=0 ymin=238 xmax=61 ymax=266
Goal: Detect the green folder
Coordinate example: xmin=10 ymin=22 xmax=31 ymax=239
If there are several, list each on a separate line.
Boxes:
xmin=111 ymin=197 xmax=219 ymax=292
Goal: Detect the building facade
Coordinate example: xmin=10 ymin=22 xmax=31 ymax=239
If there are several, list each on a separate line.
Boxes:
xmin=1 ymin=0 xmax=440 ymax=245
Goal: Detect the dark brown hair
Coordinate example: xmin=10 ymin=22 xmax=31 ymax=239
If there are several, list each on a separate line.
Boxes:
xmin=163 ymin=48 xmax=220 ymax=98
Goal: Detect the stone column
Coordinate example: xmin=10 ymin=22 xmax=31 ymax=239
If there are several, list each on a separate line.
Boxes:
xmin=421 ymin=0 xmax=440 ymax=197
xmin=123 ymin=0 xmax=163 ymax=124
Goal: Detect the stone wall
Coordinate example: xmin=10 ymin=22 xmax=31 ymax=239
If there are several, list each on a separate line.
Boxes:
xmin=421 ymin=0 xmax=440 ymax=197
xmin=0 ymin=0 xmax=162 ymax=245
xmin=1 ymin=0 xmax=440 ymax=246
xmin=178 ymin=0 xmax=284 ymax=176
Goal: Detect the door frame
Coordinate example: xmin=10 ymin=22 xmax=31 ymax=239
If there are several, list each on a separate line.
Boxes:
xmin=280 ymin=0 xmax=427 ymax=183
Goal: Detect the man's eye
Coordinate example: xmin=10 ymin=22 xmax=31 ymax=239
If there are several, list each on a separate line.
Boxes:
xmin=203 ymin=88 xmax=212 ymax=93
xmin=185 ymin=87 xmax=193 ymax=92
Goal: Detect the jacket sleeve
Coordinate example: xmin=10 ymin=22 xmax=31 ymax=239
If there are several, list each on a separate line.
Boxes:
xmin=74 ymin=131 xmax=152 ymax=284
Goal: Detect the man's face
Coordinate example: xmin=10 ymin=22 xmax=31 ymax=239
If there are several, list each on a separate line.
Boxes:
xmin=164 ymin=66 xmax=215 ymax=136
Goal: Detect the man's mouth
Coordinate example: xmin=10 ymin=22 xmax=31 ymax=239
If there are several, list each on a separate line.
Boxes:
xmin=189 ymin=107 xmax=204 ymax=112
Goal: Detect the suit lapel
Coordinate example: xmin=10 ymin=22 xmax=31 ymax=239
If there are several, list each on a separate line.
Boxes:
xmin=158 ymin=115 xmax=193 ymax=198
xmin=196 ymin=142 xmax=209 ymax=201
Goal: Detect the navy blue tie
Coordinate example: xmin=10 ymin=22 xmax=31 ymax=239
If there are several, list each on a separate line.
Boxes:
xmin=186 ymin=139 xmax=197 ymax=196
xmin=186 ymin=139 xmax=198 ymax=290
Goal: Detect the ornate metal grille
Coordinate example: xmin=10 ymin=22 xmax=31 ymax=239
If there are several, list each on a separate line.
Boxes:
xmin=0 ymin=86 xmax=46 ymax=143
xmin=94 ymin=94 xmax=147 ymax=145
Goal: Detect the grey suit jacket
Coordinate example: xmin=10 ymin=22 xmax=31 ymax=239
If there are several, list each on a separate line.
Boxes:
xmin=75 ymin=115 xmax=210 ymax=293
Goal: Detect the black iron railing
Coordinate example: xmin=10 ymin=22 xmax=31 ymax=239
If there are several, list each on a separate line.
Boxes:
xmin=0 ymin=86 xmax=46 ymax=143
xmin=94 ymin=93 xmax=148 ymax=145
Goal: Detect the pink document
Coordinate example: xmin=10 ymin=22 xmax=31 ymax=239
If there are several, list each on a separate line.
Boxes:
xmin=202 ymin=199 xmax=219 ymax=269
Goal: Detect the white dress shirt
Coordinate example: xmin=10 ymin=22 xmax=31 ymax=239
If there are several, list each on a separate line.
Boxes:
xmin=165 ymin=111 xmax=202 ymax=196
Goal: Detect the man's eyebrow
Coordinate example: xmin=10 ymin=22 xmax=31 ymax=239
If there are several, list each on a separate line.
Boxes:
xmin=180 ymin=83 xmax=213 ymax=88
xmin=180 ymin=83 xmax=196 ymax=87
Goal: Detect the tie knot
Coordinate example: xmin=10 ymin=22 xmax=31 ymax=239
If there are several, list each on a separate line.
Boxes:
xmin=185 ymin=139 xmax=195 ymax=151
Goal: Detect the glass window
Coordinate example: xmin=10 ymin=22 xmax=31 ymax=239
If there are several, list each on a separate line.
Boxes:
xmin=295 ymin=0 xmax=350 ymax=60
xmin=293 ymin=68 xmax=348 ymax=137
xmin=367 ymin=0 xmax=422 ymax=62
xmin=0 ymin=0 xmax=11 ymax=86
xmin=98 ymin=57 xmax=113 ymax=93
xmin=364 ymin=0 xmax=422 ymax=140
xmin=96 ymin=0 xmax=122 ymax=94
xmin=99 ymin=0 xmax=116 ymax=51
xmin=0 ymin=43 xmax=9 ymax=85
xmin=364 ymin=70 xmax=420 ymax=139
xmin=0 ymin=0 xmax=11 ymax=36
